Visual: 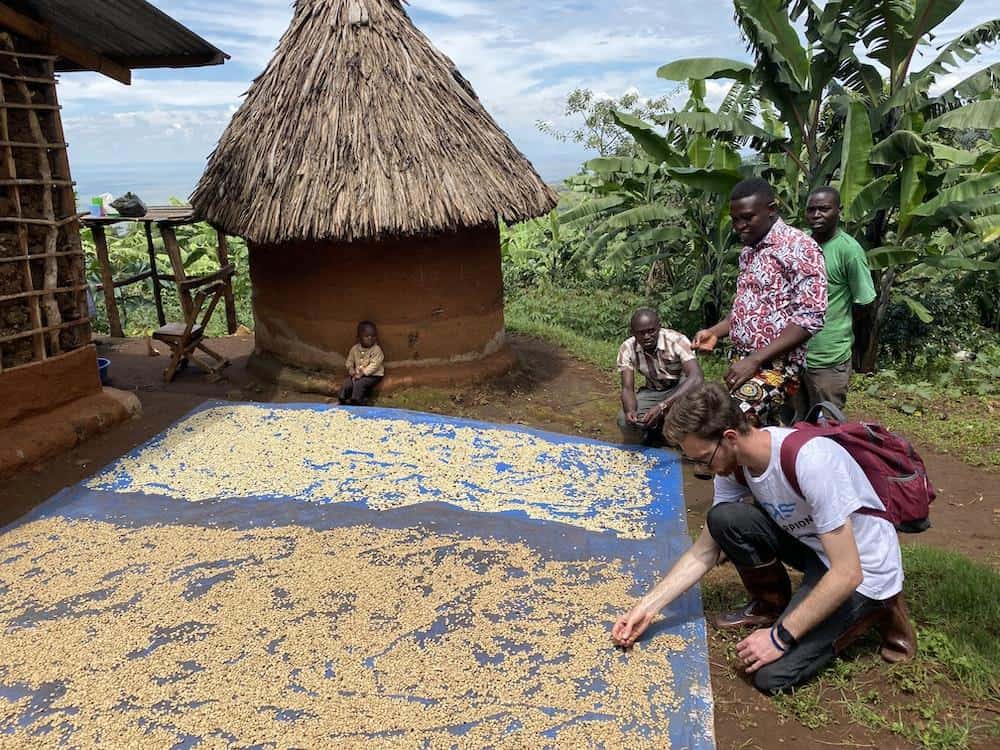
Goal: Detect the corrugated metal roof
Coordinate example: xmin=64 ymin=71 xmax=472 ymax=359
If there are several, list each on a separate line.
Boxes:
xmin=11 ymin=0 xmax=228 ymax=70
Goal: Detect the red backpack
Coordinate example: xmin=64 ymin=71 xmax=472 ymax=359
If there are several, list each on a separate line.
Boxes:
xmin=736 ymin=403 xmax=936 ymax=533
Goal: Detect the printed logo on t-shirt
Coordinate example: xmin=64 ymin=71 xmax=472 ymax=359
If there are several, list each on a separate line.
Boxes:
xmin=760 ymin=500 xmax=799 ymax=521
xmin=761 ymin=501 xmax=816 ymax=534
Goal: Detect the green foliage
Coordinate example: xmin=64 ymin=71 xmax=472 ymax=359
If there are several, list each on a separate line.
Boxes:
xmin=656 ymin=0 xmax=1000 ymax=369
xmin=541 ymin=81 xmax=766 ymax=327
xmin=535 ymin=88 xmax=675 ymax=158
xmin=902 ymin=544 xmax=1000 ymax=699
xmin=504 ymin=282 xmax=643 ymax=350
xmin=81 ymin=208 xmax=251 ymax=337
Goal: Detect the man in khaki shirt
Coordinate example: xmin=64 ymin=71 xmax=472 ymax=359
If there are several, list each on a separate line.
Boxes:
xmin=617 ymin=308 xmax=703 ymax=444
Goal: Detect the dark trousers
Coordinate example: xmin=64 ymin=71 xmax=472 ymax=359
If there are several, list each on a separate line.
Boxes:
xmin=339 ymin=375 xmax=382 ymax=405
xmin=707 ymin=501 xmax=883 ymax=694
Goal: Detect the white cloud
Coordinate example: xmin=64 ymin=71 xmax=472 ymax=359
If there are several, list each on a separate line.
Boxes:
xmin=58 ymin=76 xmax=248 ymax=108
xmin=413 ymin=0 xmax=490 ymax=17
xmin=57 ymin=0 xmax=1000 ymax=180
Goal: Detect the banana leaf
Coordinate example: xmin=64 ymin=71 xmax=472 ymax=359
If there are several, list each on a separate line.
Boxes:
xmin=839 ymin=99 xmax=874 ymax=212
xmin=867 ymin=246 xmax=919 ymax=269
xmin=656 ymin=58 xmax=754 ymax=83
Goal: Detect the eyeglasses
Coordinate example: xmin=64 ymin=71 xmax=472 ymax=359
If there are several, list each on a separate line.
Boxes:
xmin=687 ymin=438 xmax=722 ymax=480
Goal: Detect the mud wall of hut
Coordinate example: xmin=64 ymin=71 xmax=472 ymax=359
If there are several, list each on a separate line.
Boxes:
xmin=249 ymin=225 xmax=507 ymax=373
xmin=0 ymin=31 xmax=96 ymax=426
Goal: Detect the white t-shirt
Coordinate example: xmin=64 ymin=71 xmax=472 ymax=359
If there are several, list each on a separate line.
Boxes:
xmin=713 ymin=427 xmax=903 ymax=600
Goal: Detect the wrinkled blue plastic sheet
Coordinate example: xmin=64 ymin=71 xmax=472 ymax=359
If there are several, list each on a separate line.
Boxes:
xmin=0 ymin=402 xmax=715 ymax=748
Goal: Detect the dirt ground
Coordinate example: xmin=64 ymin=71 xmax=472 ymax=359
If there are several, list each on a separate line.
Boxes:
xmin=2 ymin=332 xmax=997 ymax=749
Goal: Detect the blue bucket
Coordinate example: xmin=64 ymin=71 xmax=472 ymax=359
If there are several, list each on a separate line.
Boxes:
xmin=97 ymin=357 xmax=111 ymax=385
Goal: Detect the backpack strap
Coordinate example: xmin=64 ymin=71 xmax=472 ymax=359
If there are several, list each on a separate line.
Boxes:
xmin=778 ymin=430 xmax=814 ymax=498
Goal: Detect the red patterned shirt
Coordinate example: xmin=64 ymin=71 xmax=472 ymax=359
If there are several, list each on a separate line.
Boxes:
xmin=730 ymin=219 xmax=827 ymax=368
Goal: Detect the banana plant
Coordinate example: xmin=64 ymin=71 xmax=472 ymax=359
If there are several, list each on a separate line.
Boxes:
xmin=655 ymin=0 xmax=1000 ymax=369
xmin=557 ymin=79 xmax=756 ymax=323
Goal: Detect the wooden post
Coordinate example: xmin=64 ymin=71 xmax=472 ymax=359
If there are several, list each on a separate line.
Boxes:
xmin=90 ymin=224 xmax=123 ymax=337
xmin=215 ymin=229 xmax=238 ymax=334
xmin=144 ymin=221 xmax=166 ymax=326
xmin=42 ymin=55 xmax=88 ymax=338
xmin=0 ymin=33 xmax=61 ymax=353
xmin=159 ymin=224 xmax=192 ymax=320
xmin=0 ymin=64 xmax=43 ymax=363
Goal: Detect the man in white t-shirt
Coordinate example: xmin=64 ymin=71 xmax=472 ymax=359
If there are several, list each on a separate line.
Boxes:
xmin=611 ymin=382 xmax=916 ymax=693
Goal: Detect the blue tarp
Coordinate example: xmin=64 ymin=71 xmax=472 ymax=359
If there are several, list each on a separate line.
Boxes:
xmin=0 ymin=403 xmax=715 ymax=748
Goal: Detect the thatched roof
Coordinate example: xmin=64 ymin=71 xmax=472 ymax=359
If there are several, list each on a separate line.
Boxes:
xmin=191 ymin=0 xmax=558 ymax=244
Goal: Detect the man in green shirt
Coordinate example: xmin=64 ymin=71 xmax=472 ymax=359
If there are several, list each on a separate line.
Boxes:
xmin=803 ymin=187 xmax=876 ymax=414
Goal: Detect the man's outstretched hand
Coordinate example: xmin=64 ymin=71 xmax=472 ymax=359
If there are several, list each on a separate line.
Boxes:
xmin=691 ymin=329 xmax=718 ymax=352
xmin=611 ymin=603 xmax=655 ymax=648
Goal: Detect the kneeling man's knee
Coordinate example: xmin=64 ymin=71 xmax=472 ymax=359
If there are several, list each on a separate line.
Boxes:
xmin=706 ymin=501 xmax=757 ymax=541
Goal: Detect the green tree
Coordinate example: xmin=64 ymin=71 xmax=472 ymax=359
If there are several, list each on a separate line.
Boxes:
xmin=557 ymin=80 xmax=755 ymax=324
xmin=536 ymin=88 xmax=674 ymax=157
xmin=657 ymin=0 xmax=1000 ymax=369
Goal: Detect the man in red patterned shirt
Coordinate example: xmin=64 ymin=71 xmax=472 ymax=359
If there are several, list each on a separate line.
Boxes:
xmin=693 ymin=178 xmax=827 ymax=425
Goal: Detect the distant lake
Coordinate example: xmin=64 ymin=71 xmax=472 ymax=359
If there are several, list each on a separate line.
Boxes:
xmin=73 ymin=161 xmax=204 ymax=210
xmin=72 ymin=158 xmax=577 ymax=211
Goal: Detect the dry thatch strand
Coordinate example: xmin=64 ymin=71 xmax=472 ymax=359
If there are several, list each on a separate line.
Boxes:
xmin=191 ymin=0 xmax=558 ymax=244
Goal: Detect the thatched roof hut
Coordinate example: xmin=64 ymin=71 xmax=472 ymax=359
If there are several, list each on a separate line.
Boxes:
xmin=192 ymin=0 xmax=558 ymax=391
xmin=193 ymin=0 xmax=555 ymax=243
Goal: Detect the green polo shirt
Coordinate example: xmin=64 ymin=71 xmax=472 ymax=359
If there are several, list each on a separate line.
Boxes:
xmin=806 ymin=229 xmax=877 ymax=369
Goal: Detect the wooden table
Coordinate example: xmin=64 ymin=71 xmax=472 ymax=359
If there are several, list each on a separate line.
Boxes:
xmin=82 ymin=207 xmax=237 ymax=338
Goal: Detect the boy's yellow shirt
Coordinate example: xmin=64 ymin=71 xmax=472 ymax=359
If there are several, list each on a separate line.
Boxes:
xmin=346 ymin=343 xmax=385 ymax=377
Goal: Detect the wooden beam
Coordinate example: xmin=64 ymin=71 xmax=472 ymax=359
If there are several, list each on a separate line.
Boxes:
xmin=0 ymin=4 xmax=131 ymax=84
xmin=159 ymin=225 xmax=193 ymax=320
xmin=215 ymin=230 xmax=238 ymax=333
xmin=145 ymin=222 xmax=165 ymax=327
xmin=92 ymin=52 xmax=227 ymax=70
xmin=90 ymin=225 xmax=124 ymax=338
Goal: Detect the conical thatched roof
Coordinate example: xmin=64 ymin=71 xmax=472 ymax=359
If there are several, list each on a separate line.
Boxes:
xmin=191 ymin=0 xmax=558 ymax=244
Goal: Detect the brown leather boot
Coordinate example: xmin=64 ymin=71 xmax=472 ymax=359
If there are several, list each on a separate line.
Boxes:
xmin=833 ymin=592 xmax=917 ymax=663
xmin=877 ymin=592 xmax=917 ymax=663
xmin=834 ymin=608 xmax=884 ymax=655
xmin=713 ymin=559 xmax=791 ymax=630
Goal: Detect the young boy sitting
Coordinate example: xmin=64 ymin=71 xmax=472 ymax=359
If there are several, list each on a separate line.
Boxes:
xmin=617 ymin=308 xmax=703 ymax=444
xmin=339 ymin=321 xmax=384 ymax=405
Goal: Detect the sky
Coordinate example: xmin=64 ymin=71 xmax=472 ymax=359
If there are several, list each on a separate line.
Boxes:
xmin=59 ymin=0 xmax=1000 ymax=188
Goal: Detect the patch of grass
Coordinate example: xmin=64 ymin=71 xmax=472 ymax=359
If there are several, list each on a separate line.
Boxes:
xmin=851 ymin=381 xmax=999 ymax=470
xmin=505 ymin=307 xmax=620 ymax=375
xmin=377 ymin=386 xmax=458 ymax=415
xmin=901 ymin=544 xmax=1000 ymax=699
xmin=772 ymin=684 xmax=831 ymax=729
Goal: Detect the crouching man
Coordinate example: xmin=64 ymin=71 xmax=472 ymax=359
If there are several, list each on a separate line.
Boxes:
xmin=611 ymin=382 xmax=915 ymax=693
xmin=617 ymin=308 xmax=703 ymax=445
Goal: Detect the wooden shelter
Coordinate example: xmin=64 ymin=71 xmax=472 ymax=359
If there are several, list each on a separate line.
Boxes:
xmin=0 ymin=1 xmax=226 ymax=476
xmin=192 ymin=0 xmax=558 ymax=391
